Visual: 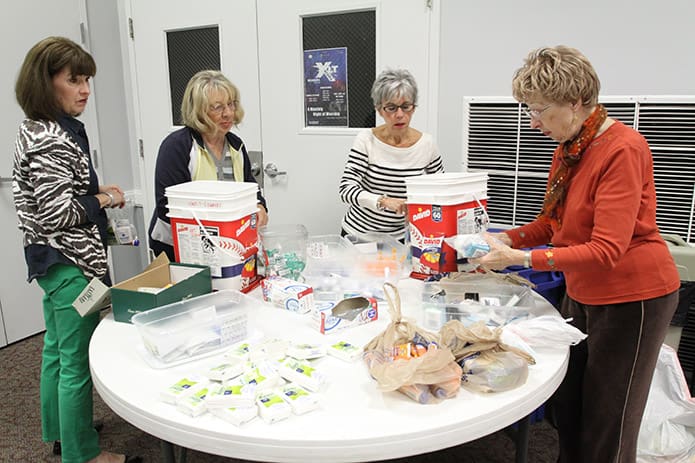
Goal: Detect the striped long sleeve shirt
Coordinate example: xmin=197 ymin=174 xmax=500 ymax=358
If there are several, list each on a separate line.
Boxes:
xmin=339 ymin=129 xmax=443 ymax=240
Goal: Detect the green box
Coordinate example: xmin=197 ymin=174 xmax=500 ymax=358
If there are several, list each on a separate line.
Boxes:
xmin=111 ymin=253 xmax=213 ymax=323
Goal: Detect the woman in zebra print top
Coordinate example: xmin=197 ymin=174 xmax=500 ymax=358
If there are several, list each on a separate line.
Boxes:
xmin=338 ymin=69 xmax=443 ymax=242
xmin=13 ymin=37 xmax=139 ymax=463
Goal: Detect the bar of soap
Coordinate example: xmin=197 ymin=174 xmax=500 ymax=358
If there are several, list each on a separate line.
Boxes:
xmin=278 ymin=383 xmax=320 ymax=415
xmin=256 ymin=391 xmax=292 ymax=423
xmin=160 ymin=376 xmax=208 ymax=404
xmin=209 ymin=405 xmax=258 ymax=426
xmin=327 ymin=340 xmax=362 ymax=362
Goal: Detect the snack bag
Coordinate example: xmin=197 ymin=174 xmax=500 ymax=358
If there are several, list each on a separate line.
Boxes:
xmin=363 ymin=283 xmax=462 ymax=403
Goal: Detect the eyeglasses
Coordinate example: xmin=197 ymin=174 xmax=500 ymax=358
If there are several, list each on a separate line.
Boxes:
xmin=382 ymin=102 xmax=416 ymax=113
xmin=523 ymin=104 xmax=551 ymax=120
xmin=209 ymin=101 xmax=238 ymax=114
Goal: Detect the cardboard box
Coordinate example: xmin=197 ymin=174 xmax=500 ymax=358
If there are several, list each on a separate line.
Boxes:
xmin=73 ymin=277 xmax=111 ymax=317
xmin=103 ymin=253 xmax=212 ymax=323
xmin=312 ymin=296 xmax=378 ymax=334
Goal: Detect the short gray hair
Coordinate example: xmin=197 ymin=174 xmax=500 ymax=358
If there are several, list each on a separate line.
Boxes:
xmin=371 ymin=69 xmax=418 ymax=108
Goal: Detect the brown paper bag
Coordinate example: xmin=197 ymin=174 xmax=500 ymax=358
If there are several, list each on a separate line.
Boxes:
xmin=363 ymin=283 xmax=462 ymax=399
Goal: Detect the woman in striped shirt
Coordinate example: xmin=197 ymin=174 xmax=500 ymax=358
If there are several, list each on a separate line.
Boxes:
xmin=339 ymin=69 xmax=443 ymax=242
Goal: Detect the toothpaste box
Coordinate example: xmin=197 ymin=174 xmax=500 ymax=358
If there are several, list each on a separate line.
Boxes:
xmin=312 ymin=296 xmax=378 ymax=334
xmin=261 ymin=276 xmax=314 ymax=314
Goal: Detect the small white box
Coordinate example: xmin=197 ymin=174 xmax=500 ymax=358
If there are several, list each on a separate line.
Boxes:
xmin=261 ymin=276 xmax=314 ymax=314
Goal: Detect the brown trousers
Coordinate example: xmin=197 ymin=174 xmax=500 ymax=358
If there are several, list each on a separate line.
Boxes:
xmin=550 ymin=290 xmax=678 ymax=463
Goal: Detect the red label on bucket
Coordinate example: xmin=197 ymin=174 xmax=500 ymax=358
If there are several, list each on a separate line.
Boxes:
xmin=408 ymin=199 xmax=487 ymax=275
xmin=170 ymin=213 xmax=259 ymax=289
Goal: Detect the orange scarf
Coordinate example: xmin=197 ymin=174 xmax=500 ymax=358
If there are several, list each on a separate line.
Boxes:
xmin=538 ymin=104 xmax=607 ymax=228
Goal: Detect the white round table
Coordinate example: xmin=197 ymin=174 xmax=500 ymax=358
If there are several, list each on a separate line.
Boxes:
xmin=89 ymin=278 xmax=568 ymax=462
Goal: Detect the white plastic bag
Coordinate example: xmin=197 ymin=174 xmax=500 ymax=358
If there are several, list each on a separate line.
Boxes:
xmin=502 ymin=315 xmax=587 ymax=348
xmin=637 ymin=344 xmax=695 ymax=463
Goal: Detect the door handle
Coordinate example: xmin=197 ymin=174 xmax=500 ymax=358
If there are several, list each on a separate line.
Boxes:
xmin=264 ymin=163 xmax=286 ymax=178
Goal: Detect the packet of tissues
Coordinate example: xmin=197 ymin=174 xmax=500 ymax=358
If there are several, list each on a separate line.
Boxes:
xmin=444 ymin=233 xmax=490 ymax=258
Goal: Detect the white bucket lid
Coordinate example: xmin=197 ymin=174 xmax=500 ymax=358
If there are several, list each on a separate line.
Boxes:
xmin=167 ymin=202 xmax=259 ymax=221
xmin=405 ymin=171 xmax=489 ymax=185
xmin=407 ymin=191 xmax=488 ymax=206
xmin=165 ymin=180 xmax=258 ymax=198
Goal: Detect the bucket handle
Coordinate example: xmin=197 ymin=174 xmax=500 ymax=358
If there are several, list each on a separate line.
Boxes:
xmin=189 ymin=209 xmax=250 ymax=260
xmin=471 ymin=192 xmax=491 ymax=231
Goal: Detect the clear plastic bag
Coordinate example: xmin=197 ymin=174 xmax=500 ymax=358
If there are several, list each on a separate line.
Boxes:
xmin=637 ymin=344 xmax=695 ymax=462
xmin=459 ymin=350 xmax=529 ymax=393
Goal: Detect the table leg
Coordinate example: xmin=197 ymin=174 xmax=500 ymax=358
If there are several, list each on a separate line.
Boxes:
xmin=513 ymin=415 xmax=530 ymax=463
xmin=178 ymin=445 xmax=188 ymax=463
xmin=161 ymin=440 xmax=176 ymax=463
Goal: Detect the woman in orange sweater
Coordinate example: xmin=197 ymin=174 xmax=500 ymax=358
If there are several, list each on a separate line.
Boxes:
xmin=471 ymin=46 xmax=680 ymax=463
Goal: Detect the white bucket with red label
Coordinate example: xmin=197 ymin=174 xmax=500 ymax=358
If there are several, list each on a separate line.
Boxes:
xmin=165 ymin=181 xmax=260 ymax=292
xmin=405 ymin=172 xmax=489 ymax=278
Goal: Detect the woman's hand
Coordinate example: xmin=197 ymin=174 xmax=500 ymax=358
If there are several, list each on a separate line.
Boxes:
xmin=98 ymin=184 xmax=125 ymax=208
xmin=469 ymin=232 xmax=525 ymax=270
xmin=257 ymin=204 xmax=269 ymax=227
xmin=378 ymin=196 xmax=408 ymax=215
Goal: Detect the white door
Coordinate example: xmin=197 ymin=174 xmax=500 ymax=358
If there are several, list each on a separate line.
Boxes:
xmin=0 ymin=0 xmax=94 ymax=345
xmin=125 ymin=0 xmax=262 ymax=238
xmin=257 ymin=0 xmax=436 ymax=235
xmin=126 ymin=0 xmax=435 ymax=237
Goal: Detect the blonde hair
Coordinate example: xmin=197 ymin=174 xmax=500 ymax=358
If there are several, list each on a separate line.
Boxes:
xmin=180 ymin=70 xmax=245 ymax=133
xmin=512 ymin=45 xmax=600 ymax=106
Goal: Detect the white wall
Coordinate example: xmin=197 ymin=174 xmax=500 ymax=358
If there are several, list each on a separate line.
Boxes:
xmin=85 ymin=0 xmax=149 ymax=280
xmin=436 ymin=0 xmax=695 ymax=172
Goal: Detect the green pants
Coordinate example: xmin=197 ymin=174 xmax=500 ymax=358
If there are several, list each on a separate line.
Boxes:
xmin=37 ymin=264 xmax=101 ymax=463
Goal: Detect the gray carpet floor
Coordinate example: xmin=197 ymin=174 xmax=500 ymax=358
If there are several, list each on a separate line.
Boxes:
xmin=0 ymin=330 xmax=559 ymax=463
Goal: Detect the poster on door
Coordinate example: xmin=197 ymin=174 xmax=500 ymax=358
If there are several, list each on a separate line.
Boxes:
xmin=303 ymin=47 xmax=348 ymax=127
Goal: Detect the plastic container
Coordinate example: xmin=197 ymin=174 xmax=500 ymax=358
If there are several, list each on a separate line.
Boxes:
xmin=405 ymin=172 xmax=489 ymax=276
xmin=165 ymin=180 xmax=260 ymax=292
xmin=420 ymin=280 xmax=536 ymax=331
xmin=499 ymin=266 xmax=566 ymax=309
xmin=259 ymin=224 xmax=309 ymax=281
xmin=346 ymin=232 xmax=409 ymax=281
xmin=305 ymin=234 xmax=356 ymax=275
xmin=303 ymin=234 xmax=360 ymax=301
xmin=131 ymin=289 xmax=250 ymax=367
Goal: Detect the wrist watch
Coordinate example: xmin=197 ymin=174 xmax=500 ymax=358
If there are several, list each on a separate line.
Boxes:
xmin=523 ymin=251 xmax=531 ymax=268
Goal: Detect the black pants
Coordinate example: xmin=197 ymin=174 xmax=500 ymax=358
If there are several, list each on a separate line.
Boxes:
xmin=550 ymin=290 xmax=678 ymax=463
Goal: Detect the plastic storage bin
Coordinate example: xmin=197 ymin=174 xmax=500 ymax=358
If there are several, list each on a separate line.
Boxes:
xmin=303 ymin=235 xmax=359 ymax=301
xmin=421 ymin=280 xmax=536 ymax=331
xmin=259 ymin=224 xmax=308 ymax=281
xmin=131 ymin=289 xmax=250 ymax=367
xmin=305 ymin=234 xmax=356 ymax=275
xmin=500 ymin=266 xmax=566 ymax=309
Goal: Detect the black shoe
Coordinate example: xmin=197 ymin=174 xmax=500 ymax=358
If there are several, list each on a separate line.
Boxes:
xmin=125 ymin=456 xmax=143 ymax=463
xmin=52 ymin=420 xmax=105 ymax=456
